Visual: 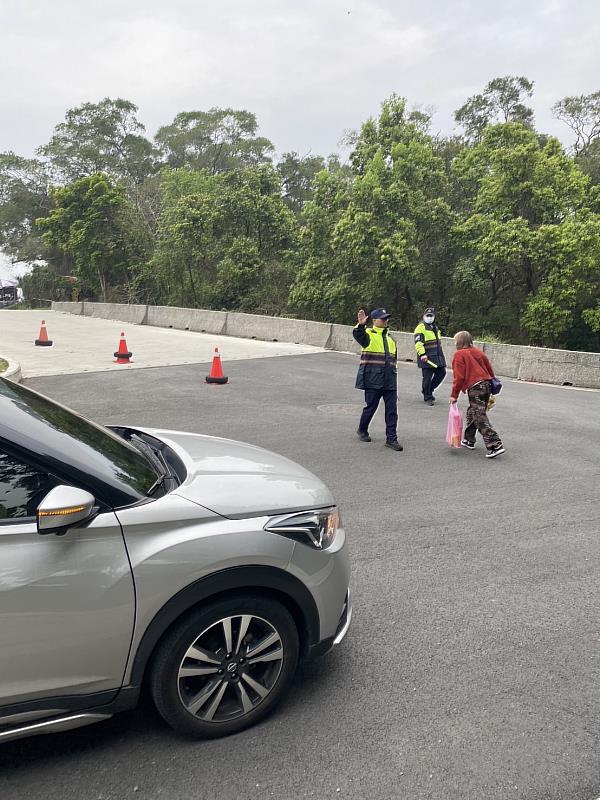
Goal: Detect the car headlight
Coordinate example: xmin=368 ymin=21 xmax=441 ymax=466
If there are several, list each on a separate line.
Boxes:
xmin=264 ymin=507 xmax=340 ymax=550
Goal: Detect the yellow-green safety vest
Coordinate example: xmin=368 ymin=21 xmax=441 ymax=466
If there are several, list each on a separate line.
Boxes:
xmin=359 ymin=326 xmax=397 ymax=363
xmin=414 ymin=322 xmax=446 ymax=368
xmin=354 ymin=326 xmax=398 ymax=391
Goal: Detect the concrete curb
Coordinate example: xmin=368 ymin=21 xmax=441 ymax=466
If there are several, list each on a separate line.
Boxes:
xmin=51 ymin=302 xmax=600 ymax=390
xmin=0 ymin=355 xmax=22 ymax=383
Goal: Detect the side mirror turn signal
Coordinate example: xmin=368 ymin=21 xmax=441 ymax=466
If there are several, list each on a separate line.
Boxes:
xmin=37 ymin=486 xmax=96 ymax=535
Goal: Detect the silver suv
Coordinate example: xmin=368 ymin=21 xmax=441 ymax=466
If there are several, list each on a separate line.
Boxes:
xmin=0 ymin=378 xmax=350 ymax=742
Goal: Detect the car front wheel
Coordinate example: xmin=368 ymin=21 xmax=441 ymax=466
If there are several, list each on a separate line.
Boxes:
xmin=150 ymin=594 xmax=300 ymax=738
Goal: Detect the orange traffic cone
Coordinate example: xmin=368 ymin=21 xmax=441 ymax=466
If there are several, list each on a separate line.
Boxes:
xmin=205 ymin=347 xmax=228 ymax=384
xmin=35 ymin=320 xmax=53 ymax=347
xmin=114 ymin=331 xmax=133 ymax=364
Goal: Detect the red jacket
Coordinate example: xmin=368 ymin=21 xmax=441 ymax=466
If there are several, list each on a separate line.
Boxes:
xmin=450 ymin=347 xmax=495 ymax=397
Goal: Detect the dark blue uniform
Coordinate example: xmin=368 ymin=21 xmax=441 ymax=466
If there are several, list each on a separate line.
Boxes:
xmin=353 ymin=324 xmax=398 ymax=442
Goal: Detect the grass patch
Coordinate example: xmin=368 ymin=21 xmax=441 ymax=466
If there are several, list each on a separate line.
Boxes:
xmin=0 ymin=358 xmax=8 ymax=373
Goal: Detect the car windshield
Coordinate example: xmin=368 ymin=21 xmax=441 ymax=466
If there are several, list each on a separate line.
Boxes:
xmin=0 ymin=379 xmax=159 ymax=498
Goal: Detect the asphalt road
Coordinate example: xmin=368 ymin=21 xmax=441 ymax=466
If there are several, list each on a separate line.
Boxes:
xmin=2 ymin=353 xmax=600 ymax=800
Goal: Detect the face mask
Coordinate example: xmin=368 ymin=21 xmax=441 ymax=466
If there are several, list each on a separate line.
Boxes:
xmin=424 ymin=315 xmax=434 ymax=324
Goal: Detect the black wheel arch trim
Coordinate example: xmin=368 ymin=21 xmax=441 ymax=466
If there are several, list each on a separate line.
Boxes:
xmin=129 ymin=565 xmax=320 ymax=687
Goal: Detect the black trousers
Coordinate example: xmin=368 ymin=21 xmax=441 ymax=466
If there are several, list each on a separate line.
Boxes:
xmin=421 ymin=367 xmax=447 ymax=401
xmin=358 ymin=389 xmax=398 ymax=441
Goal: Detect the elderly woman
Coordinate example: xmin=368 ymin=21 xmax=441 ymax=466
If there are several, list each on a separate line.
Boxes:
xmin=448 ymin=331 xmax=505 ymax=459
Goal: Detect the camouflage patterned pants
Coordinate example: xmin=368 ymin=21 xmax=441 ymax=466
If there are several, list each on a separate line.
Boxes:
xmin=464 ymin=380 xmax=503 ymax=450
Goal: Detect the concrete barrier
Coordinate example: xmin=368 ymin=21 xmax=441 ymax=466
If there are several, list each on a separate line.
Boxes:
xmin=147 ymin=305 xmax=227 ymax=334
xmin=225 ymin=312 xmax=332 ymax=348
xmin=518 ymin=346 xmax=600 ymax=389
xmin=52 ymin=301 xmax=83 ymax=315
xmin=329 ymin=323 xmax=361 ymax=353
xmin=481 ymin=342 xmax=522 ymax=379
xmin=83 ymin=302 xmax=148 ymax=325
xmin=393 ymin=331 xmax=418 ymax=362
xmin=51 ymin=301 xmax=600 ymax=389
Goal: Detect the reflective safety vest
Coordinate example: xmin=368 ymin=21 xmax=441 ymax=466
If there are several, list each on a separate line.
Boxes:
xmin=354 ymin=325 xmax=397 ymax=391
xmin=414 ymin=322 xmax=446 ymax=369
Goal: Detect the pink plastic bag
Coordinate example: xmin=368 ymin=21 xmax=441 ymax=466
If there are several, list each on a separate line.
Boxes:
xmin=446 ymin=404 xmax=463 ymax=448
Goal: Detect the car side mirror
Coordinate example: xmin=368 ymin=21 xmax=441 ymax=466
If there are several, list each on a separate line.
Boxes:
xmin=37 ymin=486 xmax=96 ymax=535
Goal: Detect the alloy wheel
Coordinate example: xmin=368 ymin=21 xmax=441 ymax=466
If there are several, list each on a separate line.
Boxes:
xmin=177 ymin=614 xmax=284 ymax=723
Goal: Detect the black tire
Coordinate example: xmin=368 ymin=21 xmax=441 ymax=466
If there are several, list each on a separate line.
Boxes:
xmin=149 ymin=594 xmax=299 ymax=738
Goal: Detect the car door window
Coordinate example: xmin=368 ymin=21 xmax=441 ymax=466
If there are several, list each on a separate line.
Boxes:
xmin=0 ymin=452 xmax=62 ymax=520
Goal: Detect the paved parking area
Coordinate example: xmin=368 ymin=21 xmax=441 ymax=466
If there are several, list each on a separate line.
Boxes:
xmin=2 ymin=352 xmax=600 ymax=800
xmin=0 ymin=310 xmax=322 ymax=377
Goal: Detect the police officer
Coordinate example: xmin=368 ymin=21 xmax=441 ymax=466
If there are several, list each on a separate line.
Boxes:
xmin=353 ymin=308 xmax=403 ymax=451
xmin=414 ymin=307 xmax=446 ymax=405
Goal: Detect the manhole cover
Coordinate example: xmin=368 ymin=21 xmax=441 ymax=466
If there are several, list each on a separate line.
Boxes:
xmin=317 ymin=404 xmax=364 ymax=415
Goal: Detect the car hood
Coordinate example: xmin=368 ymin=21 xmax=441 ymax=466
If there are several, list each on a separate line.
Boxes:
xmin=141 ymin=428 xmax=334 ymax=519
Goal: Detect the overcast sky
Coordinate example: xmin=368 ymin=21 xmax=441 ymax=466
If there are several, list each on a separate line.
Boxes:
xmin=1 ymin=0 xmax=599 ymax=277
xmin=2 ymin=0 xmax=600 ymax=157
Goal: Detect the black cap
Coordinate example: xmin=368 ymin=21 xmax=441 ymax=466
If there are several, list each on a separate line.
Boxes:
xmin=370 ymin=308 xmax=391 ymax=320
xmin=424 ymin=307 xmax=435 ymax=315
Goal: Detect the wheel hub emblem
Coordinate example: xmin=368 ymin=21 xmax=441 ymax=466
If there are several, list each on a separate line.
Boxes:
xmin=227 ymin=662 xmax=237 ymax=674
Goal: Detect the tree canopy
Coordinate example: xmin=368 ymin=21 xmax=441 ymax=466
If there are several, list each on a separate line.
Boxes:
xmin=155 ymin=109 xmax=274 ymax=174
xmin=455 ymin=76 xmax=535 ymax=142
xmin=3 ymin=79 xmax=600 ymax=352
xmin=38 ymin=98 xmax=156 ymax=184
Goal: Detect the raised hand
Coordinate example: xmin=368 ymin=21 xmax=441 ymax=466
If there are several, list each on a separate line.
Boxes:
xmin=357 ymin=308 xmax=368 ymax=326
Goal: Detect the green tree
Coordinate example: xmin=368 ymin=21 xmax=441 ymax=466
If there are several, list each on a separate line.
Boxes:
xmin=150 ymin=166 xmax=297 ymax=312
xmin=287 ymin=168 xmax=354 ymax=320
xmin=452 ymin=123 xmax=599 ymax=347
xmin=38 ymin=173 xmax=151 ymax=301
xmin=552 ymin=91 xmax=600 ymax=187
xmin=455 ymin=76 xmax=534 ymax=141
xmin=277 ymin=152 xmax=327 ymax=213
xmin=20 ymin=267 xmax=74 ymax=303
xmin=575 ymin=139 xmax=600 ymax=186
xmin=0 ymin=153 xmax=52 ymax=264
xmin=39 ymin=98 xmax=156 ymax=184
xmin=3 ymin=90 xmax=600 ymax=354
xmin=552 ymin=91 xmax=600 ymax=155
xmin=290 ymin=96 xmax=455 ymax=328
xmin=155 ymin=109 xmax=274 ymax=174
xmin=522 ymin=212 xmax=600 ymax=350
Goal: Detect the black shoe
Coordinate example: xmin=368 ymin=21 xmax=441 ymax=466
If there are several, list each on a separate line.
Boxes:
xmin=425 ymin=398 xmax=435 ymax=406
xmin=357 ymin=429 xmax=371 ymax=442
xmin=385 ymin=439 xmax=403 ymax=451
xmin=461 ymin=439 xmax=475 ymax=450
xmin=486 ymin=446 xmax=505 ymax=459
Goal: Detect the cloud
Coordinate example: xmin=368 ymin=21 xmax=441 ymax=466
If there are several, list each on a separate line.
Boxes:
xmin=0 ymin=0 xmax=599 ymax=157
